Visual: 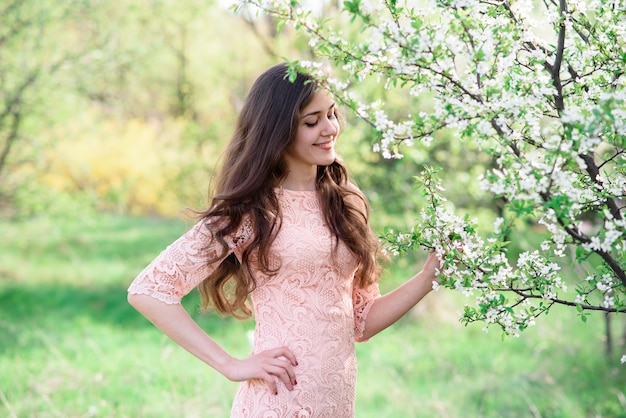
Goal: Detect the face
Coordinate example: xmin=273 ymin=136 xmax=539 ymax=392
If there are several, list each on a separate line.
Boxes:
xmin=283 ymin=90 xmax=340 ymax=181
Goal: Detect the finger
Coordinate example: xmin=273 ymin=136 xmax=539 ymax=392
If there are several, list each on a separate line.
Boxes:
xmin=265 ymin=364 xmax=295 ymax=391
xmin=261 ymin=372 xmax=279 ymax=395
xmin=271 ymin=346 xmax=298 ymax=366
xmin=272 ymin=357 xmax=297 ymax=387
xmin=285 ymin=362 xmax=297 ymax=386
xmin=271 ymin=353 xmax=297 ymax=386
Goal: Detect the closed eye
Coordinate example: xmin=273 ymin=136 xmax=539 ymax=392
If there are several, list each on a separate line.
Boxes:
xmin=304 ymin=111 xmax=337 ymax=128
xmin=301 ymin=102 xmax=337 ymax=127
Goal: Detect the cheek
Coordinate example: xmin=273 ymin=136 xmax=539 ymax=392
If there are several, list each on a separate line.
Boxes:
xmin=287 ymin=136 xmax=309 ymax=157
xmin=297 ymin=128 xmax=317 ymax=144
xmin=295 ymin=126 xmax=312 ymax=141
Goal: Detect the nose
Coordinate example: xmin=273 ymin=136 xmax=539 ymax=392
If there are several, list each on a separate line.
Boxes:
xmin=322 ymin=117 xmax=338 ymax=138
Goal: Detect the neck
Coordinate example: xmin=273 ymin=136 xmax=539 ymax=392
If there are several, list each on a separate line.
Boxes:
xmin=280 ymin=182 xmax=316 ymax=191
xmin=281 ymin=175 xmax=317 ymax=191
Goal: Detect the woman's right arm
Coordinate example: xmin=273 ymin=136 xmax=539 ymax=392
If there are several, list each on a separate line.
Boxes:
xmin=127 ymin=219 xmax=297 ymax=394
xmin=127 ymin=293 xmax=298 ymax=394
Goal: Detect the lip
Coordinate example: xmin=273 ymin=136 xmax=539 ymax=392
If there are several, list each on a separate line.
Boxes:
xmin=313 ymin=140 xmax=335 ymax=150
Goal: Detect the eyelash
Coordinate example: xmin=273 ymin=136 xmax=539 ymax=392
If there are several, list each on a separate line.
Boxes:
xmin=305 ymin=112 xmax=337 ymax=127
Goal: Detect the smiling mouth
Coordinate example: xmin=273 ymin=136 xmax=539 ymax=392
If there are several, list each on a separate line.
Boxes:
xmin=314 ymin=140 xmax=334 ymax=150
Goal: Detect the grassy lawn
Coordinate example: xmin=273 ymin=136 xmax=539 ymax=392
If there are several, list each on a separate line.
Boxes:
xmin=1 ymin=214 xmax=625 ymax=417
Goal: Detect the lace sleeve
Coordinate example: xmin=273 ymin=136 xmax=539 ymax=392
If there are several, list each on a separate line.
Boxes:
xmin=127 ymin=217 xmax=252 ymax=304
xmin=352 ymin=282 xmax=380 ymax=341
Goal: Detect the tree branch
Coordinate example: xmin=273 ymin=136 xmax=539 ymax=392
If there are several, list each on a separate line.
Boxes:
xmin=0 ymin=0 xmax=27 ymax=47
xmin=550 ymin=0 xmax=567 ymax=114
xmin=580 ymin=153 xmax=623 ymax=221
xmin=0 ymin=71 xmax=39 ymax=178
xmin=0 ymin=111 xmax=21 ymax=179
xmin=507 ymin=288 xmax=626 ymax=313
xmin=597 ymin=149 xmax=625 ymax=171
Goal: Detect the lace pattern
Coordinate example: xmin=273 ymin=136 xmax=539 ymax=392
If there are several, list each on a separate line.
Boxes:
xmin=128 ymin=189 xmax=380 ymax=417
xmin=127 ymin=217 xmax=252 ymax=304
xmin=352 ymin=283 xmax=380 ymax=341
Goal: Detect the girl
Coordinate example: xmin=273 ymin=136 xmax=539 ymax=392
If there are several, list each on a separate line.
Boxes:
xmin=127 ymin=62 xmax=441 ymax=417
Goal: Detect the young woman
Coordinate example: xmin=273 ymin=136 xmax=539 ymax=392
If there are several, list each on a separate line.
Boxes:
xmin=127 ymin=62 xmax=441 ymax=417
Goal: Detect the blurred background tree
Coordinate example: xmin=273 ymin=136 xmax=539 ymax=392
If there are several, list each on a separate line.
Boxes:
xmin=1 ymin=0 xmax=484 ymax=232
xmin=1 ymin=0 xmax=276 ymax=218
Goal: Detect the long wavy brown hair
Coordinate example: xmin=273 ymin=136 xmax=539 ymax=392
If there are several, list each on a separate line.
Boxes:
xmin=198 ymin=63 xmax=383 ymax=318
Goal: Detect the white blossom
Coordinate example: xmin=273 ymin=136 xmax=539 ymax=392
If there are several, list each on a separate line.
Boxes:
xmin=238 ymin=0 xmax=626 ymax=336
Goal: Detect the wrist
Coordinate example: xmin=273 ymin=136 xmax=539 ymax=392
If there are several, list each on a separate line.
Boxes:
xmin=414 ymin=270 xmax=436 ymax=292
xmin=213 ymin=353 xmax=237 ymax=378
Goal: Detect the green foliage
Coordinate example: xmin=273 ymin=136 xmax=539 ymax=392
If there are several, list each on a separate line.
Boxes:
xmin=0 ymin=0 xmax=279 ymax=218
xmin=0 ymin=0 xmax=106 ymax=206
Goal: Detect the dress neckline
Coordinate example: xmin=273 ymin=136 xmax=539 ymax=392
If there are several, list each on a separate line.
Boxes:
xmin=275 ymin=187 xmax=320 ymax=206
xmin=279 ymin=188 xmax=317 ymax=194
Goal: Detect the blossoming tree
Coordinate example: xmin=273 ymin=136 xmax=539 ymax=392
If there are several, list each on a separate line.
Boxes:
xmin=235 ymin=0 xmax=626 ymax=358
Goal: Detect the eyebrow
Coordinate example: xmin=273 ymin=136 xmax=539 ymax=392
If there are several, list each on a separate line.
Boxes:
xmin=300 ymin=102 xmax=336 ymax=119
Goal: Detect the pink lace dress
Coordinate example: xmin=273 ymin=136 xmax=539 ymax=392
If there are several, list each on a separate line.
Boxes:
xmin=128 ymin=189 xmax=380 ymax=418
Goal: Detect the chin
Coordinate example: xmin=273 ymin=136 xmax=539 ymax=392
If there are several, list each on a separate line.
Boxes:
xmin=319 ymin=156 xmax=336 ymax=166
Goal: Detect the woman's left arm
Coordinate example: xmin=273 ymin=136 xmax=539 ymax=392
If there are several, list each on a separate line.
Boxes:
xmin=358 ymin=252 xmax=441 ymax=341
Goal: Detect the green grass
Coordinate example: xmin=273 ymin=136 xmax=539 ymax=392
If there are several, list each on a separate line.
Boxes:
xmin=1 ymin=214 xmax=625 ymax=417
